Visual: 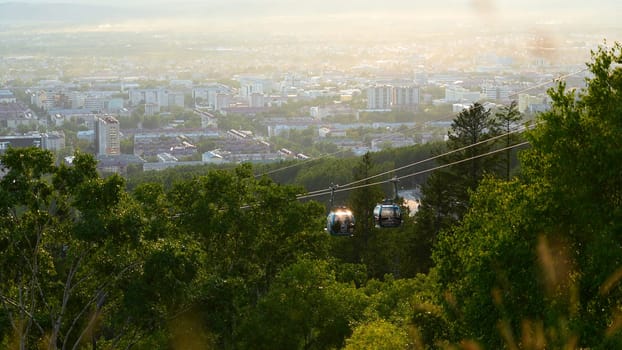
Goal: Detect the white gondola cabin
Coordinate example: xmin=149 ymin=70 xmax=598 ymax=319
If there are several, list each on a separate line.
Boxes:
xmin=373 ymin=177 xmax=403 ymax=229
xmin=326 ymin=207 xmax=355 ymax=236
xmin=373 ymin=202 xmax=403 ymax=228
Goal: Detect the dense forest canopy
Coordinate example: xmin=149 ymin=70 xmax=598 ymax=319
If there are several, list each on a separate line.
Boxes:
xmin=2 ymin=43 xmax=622 ymax=349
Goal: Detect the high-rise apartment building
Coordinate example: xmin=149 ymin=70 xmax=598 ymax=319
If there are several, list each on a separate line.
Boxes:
xmin=392 ymin=86 xmax=420 ymax=111
xmin=249 ymin=92 xmax=265 ymax=108
xmin=483 ymin=84 xmax=512 ymax=101
xmin=367 ymin=85 xmax=393 ymax=110
xmin=95 ymin=115 xmax=120 ymax=156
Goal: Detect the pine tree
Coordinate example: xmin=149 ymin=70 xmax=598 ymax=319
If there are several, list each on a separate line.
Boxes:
xmin=495 ymin=100 xmax=523 ymax=180
xmin=412 ymin=102 xmax=500 ymax=271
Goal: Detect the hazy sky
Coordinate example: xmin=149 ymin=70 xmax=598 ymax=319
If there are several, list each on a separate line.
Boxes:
xmin=2 ymin=0 xmax=621 ymax=37
xmin=7 ymin=0 xmax=622 ymax=14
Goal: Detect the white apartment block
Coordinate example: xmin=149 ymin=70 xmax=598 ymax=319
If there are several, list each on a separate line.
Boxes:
xmin=84 ymin=96 xmax=105 ymax=113
xmin=393 ymin=86 xmax=420 ymax=110
xmin=193 ymin=85 xmax=233 ymax=110
xmin=240 ymin=83 xmax=264 ymax=99
xmin=167 ymin=92 xmax=185 ymax=108
xmin=238 ymin=77 xmax=273 ymax=99
xmin=215 ymin=93 xmax=231 ymax=111
xmin=144 ymin=103 xmax=161 ymax=116
xmin=518 ymin=93 xmax=546 ymax=113
xmin=128 ymin=89 xmax=160 ymax=106
xmin=70 ymin=91 xmax=85 ymax=109
xmin=43 ymin=131 xmax=66 ymax=151
xmin=129 ymin=88 xmax=184 ymax=109
xmin=445 ymin=85 xmax=482 ymax=103
xmin=249 ymin=92 xmax=265 ymax=108
xmin=31 ymin=90 xmax=55 ymax=110
xmin=367 ymin=85 xmax=393 ymax=110
xmin=483 ymin=84 xmax=512 ymax=101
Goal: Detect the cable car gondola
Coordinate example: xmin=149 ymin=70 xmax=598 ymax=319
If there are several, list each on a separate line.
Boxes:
xmin=327 ymin=207 xmax=355 ymax=236
xmin=326 ymin=184 xmax=355 ymax=236
xmin=373 ymin=177 xmax=403 ymax=228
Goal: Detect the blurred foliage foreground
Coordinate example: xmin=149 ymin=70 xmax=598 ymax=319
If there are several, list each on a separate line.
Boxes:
xmin=2 ymin=43 xmax=622 ymax=349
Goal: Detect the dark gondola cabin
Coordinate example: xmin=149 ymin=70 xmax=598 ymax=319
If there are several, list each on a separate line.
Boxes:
xmin=373 ymin=202 xmax=403 ymax=228
xmin=326 ymin=207 xmax=355 ymax=236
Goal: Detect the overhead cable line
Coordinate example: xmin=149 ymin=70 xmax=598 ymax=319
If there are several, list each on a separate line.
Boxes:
xmin=302 ymin=120 xmax=539 ymax=197
xmin=296 ymin=140 xmax=531 ymax=201
xmin=425 ymin=67 xmax=589 ymax=123
xmin=298 ymin=69 xmax=587 ymax=194
xmin=254 ymin=148 xmax=348 ymax=178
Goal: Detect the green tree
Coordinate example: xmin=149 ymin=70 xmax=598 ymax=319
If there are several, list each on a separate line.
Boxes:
xmin=238 ymin=259 xmax=368 ymax=350
xmin=345 ymin=319 xmax=409 ymax=350
xmin=165 ymin=164 xmax=331 ymax=348
xmin=0 ymin=148 xmax=208 ymax=349
xmin=433 ymin=42 xmax=622 ymax=349
xmin=432 ymin=178 xmax=548 ymax=348
xmin=413 ymin=103 xmax=500 ymax=273
xmin=120 ymin=137 xmax=134 ymax=154
xmin=338 ymin=152 xmax=384 ymax=267
xmin=0 ymin=149 xmax=150 ymax=348
xmin=445 ymin=102 xmax=500 ymax=195
xmin=495 ymin=100 xmax=523 ymax=180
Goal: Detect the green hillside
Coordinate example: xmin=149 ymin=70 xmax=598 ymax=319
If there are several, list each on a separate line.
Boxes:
xmin=2 ymin=43 xmax=622 ymax=349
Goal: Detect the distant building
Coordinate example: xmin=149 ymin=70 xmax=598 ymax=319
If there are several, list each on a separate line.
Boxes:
xmin=367 ymin=85 xmax=393 ymax=110
xmin=249 ymin=92 xmax=265 ymax=108
xmin=128 ymin=88 xmax=160 ymax=106
xmin=144 ymin=103 xmax=160 ymax=116
xmin=170 ymin=80 xmax=193 ymax=89
xmin=0 ymin=89 xmax=17 ymax=103
xmin=366 ymin=85 xmax=421 ymax=111
xmin=106 ymin=98 xmax=124 ymax=113
xmin=95 ymin=115 xmax=120 ymax=156
xmin=0 ymin=102 xmax=40 ymax=130
xmin=0 ymin=132 xmax=65 ymax=154
xmin=310 ymin=104 xmax=357 ymax=120
xmin=157 ymin=152 xmax=178 ymax=163
xmin=0 ymin=135 xmax=43 ymax=153
xmin=129 ymin=88 xmax=184 ymax=110
xmin=49 ymin=109 xmax=96 ymax=128
xmin=193 ymin=84 xmax=233 ymax=110
xmin=215 ymin=93 xmax=231 ymax=111
xmin=77 ymin=130 xmax=95 ymax=142
xmin=43 ymin=131 xmax=66 ymax=152
xmin=69 ymin=91 xmax=85 ymax=109
xmin=167 ymin=92 xmax=185 ymax=108
xmin=31 ymin=90 xmax=55 ymax=110
xmin=84 ymin=96 xmax=105 ymax=113
xmin=238 ymin=76 xmax=273 ymax=99
xmin=132 ymin=129 xmax=218 ymax=157
xmin=482 ymin=84 xmax=512 ymax=102
xmin=96 ymin=154 xmax=145 ymax=174
xmin=444 ymin=85 xmax=481 ymax=103
xmin=371 ymin=134 xmax=415 ymax=151
xmin=518 ymin=93 xmax=546 ymax=113
xmin=392 ymin=86 xmax=420 ymax=111
xmin=202 ymin=150 xmax=227 ymax=164
xmin=318 ymin=127 xmax=347 ymax=138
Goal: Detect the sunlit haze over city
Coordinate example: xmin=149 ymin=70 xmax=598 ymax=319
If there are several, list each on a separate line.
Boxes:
xmin=2 ymin=0 xmax=621 ymax=77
